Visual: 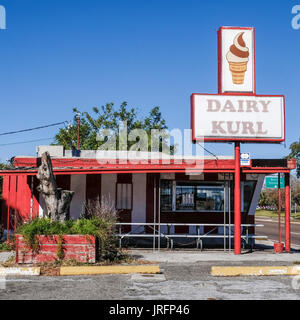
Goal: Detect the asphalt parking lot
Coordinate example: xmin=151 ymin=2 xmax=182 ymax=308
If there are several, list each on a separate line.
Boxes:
xmin=0 ymin=266 xmax=299 ymax=300
xmin=1 ymin=262 xmax=300 ymax=300
xmin=1 ymin=246 xmax=300 ymax=300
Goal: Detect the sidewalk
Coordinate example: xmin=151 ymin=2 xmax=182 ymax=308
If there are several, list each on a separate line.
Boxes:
xmin=129 ymin=242 xmax=300 ymax=264
xmin=0 ymin=252 xmax=14 ymax=263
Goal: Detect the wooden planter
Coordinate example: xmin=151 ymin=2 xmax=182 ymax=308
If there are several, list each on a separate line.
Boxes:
xmin=15 ymin=234 xmax=96 ymax=264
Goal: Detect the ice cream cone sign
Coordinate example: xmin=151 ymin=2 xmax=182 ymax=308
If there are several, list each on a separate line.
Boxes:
xmin=226 ymin=32 xmax=249 ymax=85
xmin=218 ymin=27 xmax=255 ymax=94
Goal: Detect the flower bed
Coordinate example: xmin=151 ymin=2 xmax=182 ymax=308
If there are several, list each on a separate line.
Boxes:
xmin=15 ymin=234 xmax=96 ymax=264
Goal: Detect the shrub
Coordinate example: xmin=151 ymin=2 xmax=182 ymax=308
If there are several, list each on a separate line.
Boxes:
xmin=16 ymin=216 xmax=123 ymax=262
xmin=0 ymin=242 xmax=13 ymax=252
xmin=81 ymin=196 xmax=121 ymax=261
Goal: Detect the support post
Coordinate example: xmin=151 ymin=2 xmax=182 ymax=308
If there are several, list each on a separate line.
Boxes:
xmin=76 ymin=112 xmax=81 ymax=151
xmin=285 ymin=173 xmax=291 ymax=252
xmin=153 ymin=176 xmax=156 ymax=251
xmin=6 ymin=176 xmax=10 ymax=243
xmin=234 ymin=142 xmax=241 ymax=255
xmin=278 ymin=173 xmax=281 ymax=243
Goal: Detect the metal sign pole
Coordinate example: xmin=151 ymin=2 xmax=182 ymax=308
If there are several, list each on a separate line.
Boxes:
xmin=278 ymin=173 xmax=281 ymax=244
xmin=234 ymin=142 xmax=241 ymax=254
xmin=158 ymin=176 xmax=161 ymax=252
xmin=153 ymin=177 xmax=156 ymax=252
xmin=229 ymin=180 xmax=231 ymax=252
xmin=224 ymin=182 xmax=226 ymax=252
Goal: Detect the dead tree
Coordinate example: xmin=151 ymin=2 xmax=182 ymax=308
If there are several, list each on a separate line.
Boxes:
xmin=36 ymin=152 xmax=74 ymax=221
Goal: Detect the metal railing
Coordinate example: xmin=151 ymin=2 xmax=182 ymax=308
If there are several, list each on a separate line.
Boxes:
xmin=115 ymin=222 xmax=266 ymax=251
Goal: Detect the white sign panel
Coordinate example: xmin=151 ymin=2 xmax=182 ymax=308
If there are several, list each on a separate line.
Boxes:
xmin=240 ymin=153 xmax=250 ymax=166
xmin=218 ymin=27 xmax=255 ymax=93
xmin=191 ymin=94 xmax=285 ymax=142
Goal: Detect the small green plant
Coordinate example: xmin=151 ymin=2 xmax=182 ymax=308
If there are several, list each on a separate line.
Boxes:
xmin=56 ymin=235 xmax=64 ymax=260
xmin=0 ymin=242 xmax=13 ymax=252
xmin=16 ymin=209 xmax=125 ymax=262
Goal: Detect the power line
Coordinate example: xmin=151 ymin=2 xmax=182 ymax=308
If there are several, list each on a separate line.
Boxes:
xmin=197 ymin=142 xmax=219 ymax=160
xmin=0 ymin=137 xmax=53 ymax=147
xmin=0 ymin=121 xmax=68 ymax=137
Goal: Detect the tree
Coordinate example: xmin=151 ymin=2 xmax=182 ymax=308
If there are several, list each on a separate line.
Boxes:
xmin=53 ymin=102 xmax=174 ymax=153
xmin=37 ymin=152 xmax=74 ymax=221
xmin=287 ymin=139 xmax=300 ymax=178
xmin=258 ymin=176 xmax=300 ymax=210
xmin=291 ymin=175 xmax=300 ymax=207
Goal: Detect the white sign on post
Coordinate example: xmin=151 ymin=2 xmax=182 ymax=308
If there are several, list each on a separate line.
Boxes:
xmin=240 ymin=153 xmax=250 ymax=166
xmin=191 ymin=94 xmax=285 ymax=142
xmin=218 ymin=27 xmax=255 ymax=94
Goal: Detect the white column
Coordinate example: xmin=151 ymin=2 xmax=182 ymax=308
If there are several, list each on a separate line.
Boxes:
xmin=132 ymin=173 xmax=147 ymax=223
xmin=101 ymin=173 xmax=117 ymax=206
xmin=70 ymin=174 xmax=86 ymax=219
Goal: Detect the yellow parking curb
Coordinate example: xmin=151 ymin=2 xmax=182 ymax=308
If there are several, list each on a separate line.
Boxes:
xmin=60 ymin=265 xmax=161 ymax=276
xmin=0 ymin=267 xmax=40 ymax=276
xmin=211 ymin=266 xmax=300 ymax=276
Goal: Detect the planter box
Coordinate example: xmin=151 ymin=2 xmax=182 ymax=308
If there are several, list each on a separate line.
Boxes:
xmin=15 ymin=235 xmax=96 ymax=264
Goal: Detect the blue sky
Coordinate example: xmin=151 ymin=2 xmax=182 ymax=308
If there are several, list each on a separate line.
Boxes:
xmin=0 ymin=0 xmax=299 ymax=162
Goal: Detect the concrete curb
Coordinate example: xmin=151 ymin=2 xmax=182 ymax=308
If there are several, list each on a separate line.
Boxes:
xmin=60 ymin=265 xmax=161 ymax=276
xmin=0 ymin=267 xmax=40 ymax=276
xmin=211 ymin=265 xmax=300 ymax=276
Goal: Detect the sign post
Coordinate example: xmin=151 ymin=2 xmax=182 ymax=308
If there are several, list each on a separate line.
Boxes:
xmin=191 ymin=26 xmax=286 ymax=254
xmin=234 ymin=142 xmax=241 ymax=254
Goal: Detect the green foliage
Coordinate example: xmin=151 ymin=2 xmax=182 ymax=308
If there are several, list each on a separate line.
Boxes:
xmin=17 ymin=217 xmax=122 ymax=262
xmin=259 ymin=176 xmax=300 ymax=210
xmin=0 ymin=242 xmax=13 ymax=252
xmin=287 ymin=140 xmax=300 ymax=178
xmin=56 ymin=235 xmax=64 ymax=260
xmin=52 ymin=102 xmax=174 ymax=153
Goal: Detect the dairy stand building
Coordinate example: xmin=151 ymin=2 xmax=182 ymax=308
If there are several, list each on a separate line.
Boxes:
xmin=0 ymin=26 xmax=295 ymax=253
xmin=0 ymin=146 xmax=296 ymax=250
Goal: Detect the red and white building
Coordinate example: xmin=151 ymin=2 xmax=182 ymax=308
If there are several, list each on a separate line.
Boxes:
xmin=0 ymin=145 xmax=296 ymax=250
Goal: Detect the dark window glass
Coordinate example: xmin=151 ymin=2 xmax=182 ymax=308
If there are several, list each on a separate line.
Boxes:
xmin=175 ymin=182 xmax=224 ymax=211
xmin=160 ymin=180 xmax=173 ymax=211
xmin=176 ymin=185 xmax=195 ymax=210
xmin=244 ymin=181 xmax=256 ymax=213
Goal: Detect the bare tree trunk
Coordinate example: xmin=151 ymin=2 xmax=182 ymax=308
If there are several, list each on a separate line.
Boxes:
xmin=36 ymin=152 xmax=74 ymax=221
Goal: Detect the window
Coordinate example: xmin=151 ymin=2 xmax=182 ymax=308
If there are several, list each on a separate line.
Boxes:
xmin=176 ymin=184 xmax=195 ymax=210
xmin=116 ymin=183 xmax=132 ymax=210
xmin=160 ymin=180 xmax=224 ymax=212
xmin=243 ymin=181 xmax=256 ymax=213
xmin=160 ymin=180 xmax=173 ymax=211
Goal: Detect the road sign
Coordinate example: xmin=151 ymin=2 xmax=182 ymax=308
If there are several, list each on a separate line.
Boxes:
xmin=265 ymin=176 xmax=285 ymax=189
xmin=240 ymin=152 xmax=250 ymax=166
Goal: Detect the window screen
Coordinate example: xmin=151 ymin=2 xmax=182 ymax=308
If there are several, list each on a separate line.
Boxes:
xmin=116 ymin=183 xmax=132 ymax=210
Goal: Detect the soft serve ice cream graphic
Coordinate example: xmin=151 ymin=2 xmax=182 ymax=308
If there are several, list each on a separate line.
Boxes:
xmin=226 ymin=32 xmax=249 ymax=85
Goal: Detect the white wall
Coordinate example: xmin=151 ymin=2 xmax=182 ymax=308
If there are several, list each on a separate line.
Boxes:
xmin=101 ymin=173 xmax=117 ymax=205
xmin=249 ymin=174 xmax=265 ymax=215
xmin=39 ymin=194 xmax=46 ymax=218
xmin=70 ymin=174 xmax=86 ymax=219
xmin=132 ymin=174 xmax=147 ymax=223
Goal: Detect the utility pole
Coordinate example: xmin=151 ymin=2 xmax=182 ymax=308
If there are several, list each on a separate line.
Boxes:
xmin=76 ymin=112 xmax=81 ymax=151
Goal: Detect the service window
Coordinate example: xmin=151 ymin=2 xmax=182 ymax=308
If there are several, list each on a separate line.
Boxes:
xmin=160 ymin=180 xmax=173 ymax=211
xmin=116 ymin=183 xmax=132 ymax=210
xmin=160 ymin=180 xmax=224 ymax=212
